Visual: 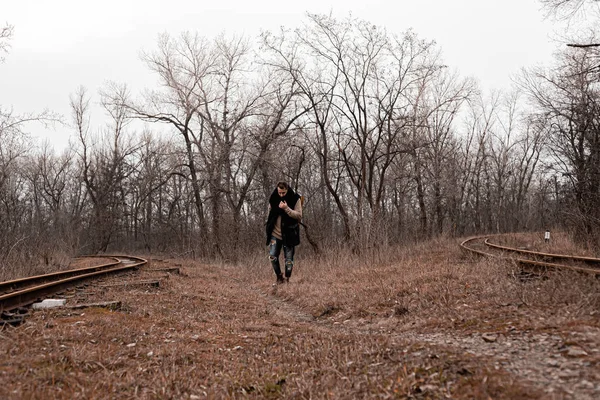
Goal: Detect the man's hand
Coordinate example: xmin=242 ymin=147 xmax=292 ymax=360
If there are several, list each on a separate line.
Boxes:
xmin=279 ymin=201 xmax=288 ymax=210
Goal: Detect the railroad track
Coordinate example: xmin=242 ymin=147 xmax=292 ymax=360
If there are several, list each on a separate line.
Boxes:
xmin=0 ymin=255 xmax=147 ymax=315
xmin=460 ymin=235 xmax=600 ymax=275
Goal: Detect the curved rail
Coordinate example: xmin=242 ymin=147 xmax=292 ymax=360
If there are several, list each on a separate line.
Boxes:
xmin=0 ymin=255 xmax=147 ymax=312
xmin=0 ymin=257 xmax=121 ymax=294
xmin=460 ymin=235 xmax=600 ymax=275
xmin=460 ymin=236 xmax=498 ymax=257
xmin=484 ymin=238 xmax=600 ymax=265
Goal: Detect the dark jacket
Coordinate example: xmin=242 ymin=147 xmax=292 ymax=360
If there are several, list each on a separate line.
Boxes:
xmin=266 ymin=188 xmax=301 ymax=247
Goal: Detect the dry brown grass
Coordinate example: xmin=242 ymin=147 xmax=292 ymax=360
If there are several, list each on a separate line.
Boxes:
xmin=0 ymin=235 xmax=598 ymax=399
xmin=246 ymin=236 xmax=599 ymax=331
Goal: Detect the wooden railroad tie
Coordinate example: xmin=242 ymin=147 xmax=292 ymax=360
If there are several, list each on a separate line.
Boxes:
xmin=100 ymin=280 xmax=161 ymax=288
xmin=67 ymin=301 xmax=122 ymax=311
xmin=146 ymin=267 xmax=180 ymax=274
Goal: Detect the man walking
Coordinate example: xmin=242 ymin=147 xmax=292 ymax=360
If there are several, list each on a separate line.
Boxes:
xmin=265 ymin=181 xmax=302 ymax=284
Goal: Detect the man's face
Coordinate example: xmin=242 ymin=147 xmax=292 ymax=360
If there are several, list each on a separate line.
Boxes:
xmin=277 ymin=188 xmax=288 ymax=198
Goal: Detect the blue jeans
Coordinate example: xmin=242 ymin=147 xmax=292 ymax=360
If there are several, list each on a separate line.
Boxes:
xmin=268 ymin=236 xmax=295 ymax=278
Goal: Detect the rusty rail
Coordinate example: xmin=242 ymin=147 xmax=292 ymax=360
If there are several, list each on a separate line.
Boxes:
xmin=0 ymin=256 xmax=147 ymax=312
xmin=484 ymin=238 xmax=600 ymax=265
xmin=460 ymin=235 xmax=600 ymax=275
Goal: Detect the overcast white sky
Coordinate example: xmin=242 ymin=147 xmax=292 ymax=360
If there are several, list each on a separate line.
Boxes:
xmin=1 ymin=0 xmax=560 ymax=149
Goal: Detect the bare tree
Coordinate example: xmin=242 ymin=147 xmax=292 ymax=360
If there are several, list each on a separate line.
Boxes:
xmin=416 ymin=70 xmax=475 ymax=235
xmin=124 ymin=32 xmax=213 ymax=246
xmin=193 ymin=34 xmax=306 ymax=256
xmin=0 ymin=23 xmax=13 ymax=63
xmin=22 ymin=143 xmax=80 ymax=263
xmin=0 ymin=20 xmax=64 ymax=264
xmin=124 ymin=132 xmax=182 ymax=251
xmin=483 ymin=91 xmax=545 ymax=232
xmin=71 ymin=86 xmax=139 ymax=252
xmin=107 ymin=32 xmax=307 ymax=257
xmin=521 ymin=45 xmax=600 ymax=243
xmin=263 ymin=14 xmax=442 ymax=248
xmin=261 ymin=23 xmax=353 ymax=243
xmin=542 ymin=0 xmax=600 ymax=49
xmin=541 ymin=0 xmax=600 ymax=18
xmin=0 ymin=104 xmax=61 ymax=264
xmin=457 ymin=92 xmax=500 ymax=233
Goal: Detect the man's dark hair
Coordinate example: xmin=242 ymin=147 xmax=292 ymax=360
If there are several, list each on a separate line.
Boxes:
xmin=277 ymin=181 xmax=289 ymax=190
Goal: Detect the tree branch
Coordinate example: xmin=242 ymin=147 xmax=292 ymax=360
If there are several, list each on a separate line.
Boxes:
xmin=567 ymin=43 xmax=600 ymax=48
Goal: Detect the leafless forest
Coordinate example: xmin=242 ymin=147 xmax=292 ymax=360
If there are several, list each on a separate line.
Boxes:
xmin=1 ymin=2 xmax=599 ymax=273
